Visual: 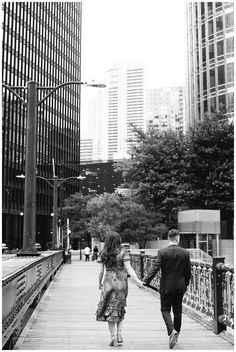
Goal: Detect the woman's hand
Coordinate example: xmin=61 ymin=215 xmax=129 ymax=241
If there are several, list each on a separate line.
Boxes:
xmin=99 ymin=283 xmax=103 ymax=290
xmin=137 ymin=280 xmax=146 ymax=290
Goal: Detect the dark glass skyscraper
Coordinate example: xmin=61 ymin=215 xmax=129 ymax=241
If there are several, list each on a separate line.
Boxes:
xmin=2 ymin=2 xmax=82 ymax=249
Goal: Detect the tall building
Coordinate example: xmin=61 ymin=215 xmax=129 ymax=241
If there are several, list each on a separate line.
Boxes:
xmin=2 ymin=2 xmax=82 ymax=249
xmin=80 ymin=139 xmax=94 ymax=163
xmin=81 ymin=89 xmax=108 ymax=162
xmin=106 ymin=61 xmax=145 ymax=160
xmin=146 ymin=86 xmax=185 ymax=132
xmin=185 ymin=2 xmax=234 ymax=128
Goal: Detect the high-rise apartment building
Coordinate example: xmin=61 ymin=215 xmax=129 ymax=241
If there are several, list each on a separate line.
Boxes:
xmin=146 ymin=87 xmax=185 ymax=132
xmin=106 ymin=61 xmax=145 ymax=160
xmin=2 ymin=2 xmax=82 ymax=249
xmin=186 ymin=2 xmax=234 ymax=128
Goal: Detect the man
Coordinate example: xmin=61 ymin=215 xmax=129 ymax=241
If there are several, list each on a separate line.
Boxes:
xmin=143 ymin=229 xmax=191 ymax=349
xmin=84 ymin=245 xmax=91 ymax=261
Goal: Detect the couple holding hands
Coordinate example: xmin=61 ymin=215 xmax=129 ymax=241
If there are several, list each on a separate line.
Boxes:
xmin=96 ymin=229 xmax=191 ymax=349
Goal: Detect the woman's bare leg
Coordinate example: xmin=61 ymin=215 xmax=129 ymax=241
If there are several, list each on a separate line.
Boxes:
xmin=108 ymin=321 xmax=117 ymax=346
xmin=117 ymin=320 xmax=123 ymax=343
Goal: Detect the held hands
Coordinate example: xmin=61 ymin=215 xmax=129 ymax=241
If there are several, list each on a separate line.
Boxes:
xmin=137 ymin=280 xmax=147 ymax=291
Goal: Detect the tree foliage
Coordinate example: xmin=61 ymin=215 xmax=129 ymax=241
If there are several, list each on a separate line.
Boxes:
xmin=115 ymin=116 xmax=234 ymax=226
xmin=86 ymin=192 xmax=165 ymax=246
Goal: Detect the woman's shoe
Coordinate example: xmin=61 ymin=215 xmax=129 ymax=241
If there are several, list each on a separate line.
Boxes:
xmin=117 ymin=333 xmax=123 ymax=344
xmin=109 ymin=338 xmax=118 ymax=347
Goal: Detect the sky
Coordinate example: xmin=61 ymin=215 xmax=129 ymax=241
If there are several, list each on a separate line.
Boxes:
xmin=81 ymin=0 xmax=187 ymax=88
xmin=80 ymin=0 xmax=187 ymax=133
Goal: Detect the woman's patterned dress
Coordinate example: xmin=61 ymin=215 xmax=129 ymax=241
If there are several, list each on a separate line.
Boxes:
xmin=96 ymin=249 xmax=130 ymax=322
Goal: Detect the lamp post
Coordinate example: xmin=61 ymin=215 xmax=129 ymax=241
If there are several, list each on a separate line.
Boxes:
xmin=4 ymin=80 xmax=106 ymax=256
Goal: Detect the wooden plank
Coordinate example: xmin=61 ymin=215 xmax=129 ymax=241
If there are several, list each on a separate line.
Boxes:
xmin=14 ymin=257 xmax=234 ymax=350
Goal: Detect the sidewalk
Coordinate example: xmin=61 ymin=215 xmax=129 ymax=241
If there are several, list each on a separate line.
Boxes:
xmin=14 ymin=256 xmax=234 ymax=350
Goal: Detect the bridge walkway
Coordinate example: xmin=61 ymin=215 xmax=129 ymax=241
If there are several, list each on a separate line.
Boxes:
xmin=14 ymin=254 xmax=233 ymax=350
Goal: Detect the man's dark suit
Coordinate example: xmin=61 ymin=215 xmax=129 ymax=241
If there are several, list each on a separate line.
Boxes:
xmin=143 ymin=244 xmax=191 ymax=336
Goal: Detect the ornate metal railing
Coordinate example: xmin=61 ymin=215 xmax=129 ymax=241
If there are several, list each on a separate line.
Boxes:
xmin=130 ymin=252 xmax=234 ymax=334
xmin=2 ymin=251 xmax=64 ymax=349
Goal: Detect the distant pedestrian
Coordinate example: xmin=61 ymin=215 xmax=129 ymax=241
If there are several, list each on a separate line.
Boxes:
xmin=93 ymin=245 xmax=99 ymax=260
xmin=143 ymin=229 xmax=191 ymax=349
xmin=84 ymin=246 xmax=91 ymax=261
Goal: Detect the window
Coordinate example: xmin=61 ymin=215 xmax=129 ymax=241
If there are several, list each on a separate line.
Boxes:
xmin=215 ymin=3 xmax=222 ymax=9
xmin=204 ymin=99 xmax=208 ymax=113
xmin=210 ymin=69 xmax=215 ymax=88
xmin=203 ymin=71 xmax=207 ymax=91
xmin=201 ymin=23 xmax=205 ymax=39
xmin=210 ymin=97 xmax=216 ymax=113
xmin=227 ymin=92 xmax=234 ymax=112
xmin=216 ymin=16 xmax=223 ymax=32
xmin=227 ymin=62 xmax=234 ymax=83
xmin=202 ymin=47 xmax=206 ymax=62
xmin=218 ymin=65 xmax=225 ymax=85
xmin=226 ymin=37 xmax=234 ymax=53
xmin=207 ymin=2 xmax=213 ymax=12
xmin=209 ymin=43 xmax=214 ymax=59
xmin=218 ymin=95 xmax=226 ymax=112
xmin=225 ymin=12 xmax=234 ymax=29
xmin=217 ymin=40 xmax=224 ymax=56
xmin=208 ymin=20 xmax=214 ymax=36
xmin=201 ymin=2 xmax=205 ymax=16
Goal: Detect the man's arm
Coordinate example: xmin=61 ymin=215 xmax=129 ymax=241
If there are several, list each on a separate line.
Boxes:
xmin=143 ymin=252 xmax=162 ymax=286
xmin=185 ymin=252 xmax=192 ymax=287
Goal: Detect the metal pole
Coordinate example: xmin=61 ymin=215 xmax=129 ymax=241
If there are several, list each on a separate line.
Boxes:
xmin=52 ymin=177 xmax=58 ymax=249
xmin=18 ymin=81 xmax=39 ymax=256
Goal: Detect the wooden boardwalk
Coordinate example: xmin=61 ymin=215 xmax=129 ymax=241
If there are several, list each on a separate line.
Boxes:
xmin=14 ymin=254 xmax=234 ymax=350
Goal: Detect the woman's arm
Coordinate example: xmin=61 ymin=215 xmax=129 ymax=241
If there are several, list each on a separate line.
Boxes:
xmin=98 ymin=263 xmax=105 ymax=289
xmin=124 ymin=261 xmax=143 ymax=288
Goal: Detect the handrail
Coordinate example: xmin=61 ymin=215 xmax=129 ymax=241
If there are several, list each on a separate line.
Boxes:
xmin=129 ymin=252 xmax=234 ymax=334
xmin=2 ymin=250 xmax=64 ymax=349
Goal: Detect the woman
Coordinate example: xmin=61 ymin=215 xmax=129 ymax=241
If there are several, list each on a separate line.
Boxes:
xmin=96 ymin=231 xmax=144 ymax=347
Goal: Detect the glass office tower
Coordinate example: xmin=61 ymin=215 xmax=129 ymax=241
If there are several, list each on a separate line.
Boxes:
xmin=2 ymin=2 xmax=82 ymax=249
xmin=186 ymin=2 xmax=234 ymax=128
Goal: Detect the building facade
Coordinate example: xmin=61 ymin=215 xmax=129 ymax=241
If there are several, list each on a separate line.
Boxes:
xmin=146 ymin=86 xmax=185 ymax=132
xmin=2 ymin=2 xmax=82 ymax=250
xmin=106 ymin=61 xmax=145 ymax=160
xmin=185 ymin=2 xmax=234 ymax=128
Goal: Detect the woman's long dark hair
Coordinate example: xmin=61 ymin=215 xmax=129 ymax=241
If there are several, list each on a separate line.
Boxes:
xmin=100 ymin=231 xmax=122 ymax=267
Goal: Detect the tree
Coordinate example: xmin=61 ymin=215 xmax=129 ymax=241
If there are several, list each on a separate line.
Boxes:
xmin=115 ymin=127 xmax=190 ymax=227
xmin=117 ymin=200 xmax=168 ymax=248
xmin=86 ymin=192 xmax=124 ymax=241
xmin=185 ymin=115 xmax=234 ymax=217
xmin=86 ymin=191 xmax=167 ymax=246
xmin=62 ymin=192 xmax=94 ymax=243
xmin=115 ymin=116 xmax=233 ymax=229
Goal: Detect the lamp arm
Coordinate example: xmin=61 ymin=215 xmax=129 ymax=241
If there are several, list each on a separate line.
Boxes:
xmin=36 ymin=175 xmax=54 ymax=188
xmin=37 ymin=81 xmax=86 ymax=106
xmin=58 ymin=176 xmax=81 ymax=187
xmin=2 ymin=83 xmax=26 ymax=105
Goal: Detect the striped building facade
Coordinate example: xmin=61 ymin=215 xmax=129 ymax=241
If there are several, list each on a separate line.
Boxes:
xmin=2 ymin=2 xmax=82 ymax=249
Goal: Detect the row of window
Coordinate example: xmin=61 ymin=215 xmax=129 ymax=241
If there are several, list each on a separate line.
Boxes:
xmin=200 ymin=62 xmax=234 ymax=92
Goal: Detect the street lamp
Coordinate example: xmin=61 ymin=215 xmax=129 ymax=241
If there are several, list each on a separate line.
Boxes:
xmin=16 ymin=171 xmax=86 ymax=250
xmin=3 ymin=80 xmax=105 ymax=256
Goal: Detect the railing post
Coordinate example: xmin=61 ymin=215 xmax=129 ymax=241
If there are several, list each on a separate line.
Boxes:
xmin=140 ymin=250 xmax=145 ymax=280
xmin=212 ymin=257 xmax=226 ymax=334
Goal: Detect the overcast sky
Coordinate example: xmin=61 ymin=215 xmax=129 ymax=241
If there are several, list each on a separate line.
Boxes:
xmin=81 ymin=0 xmax=187 ymax=88
xmin=80 ymin=0 xmax=187 ymax=133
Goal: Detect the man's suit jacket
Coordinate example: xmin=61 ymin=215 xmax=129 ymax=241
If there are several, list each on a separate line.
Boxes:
xmin=143 ymin=244 xmax=191 ymax=294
